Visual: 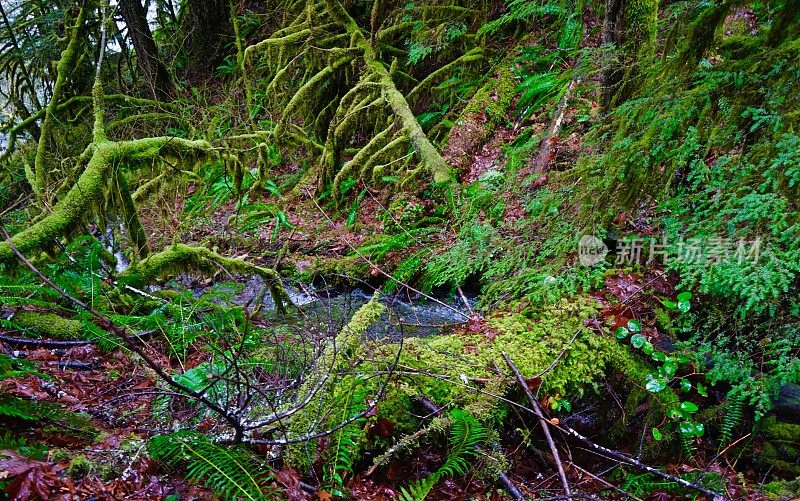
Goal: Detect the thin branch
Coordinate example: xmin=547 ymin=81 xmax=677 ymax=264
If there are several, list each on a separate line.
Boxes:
xmin=502 ymin=351 xmax=573 ymax=499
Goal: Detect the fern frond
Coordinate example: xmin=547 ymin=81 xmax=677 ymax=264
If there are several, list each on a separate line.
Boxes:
xmin=720 ymin=393 xmax=745 ymax=445
xmin=149 ymin=431 xmax=274 ymax=501
xmin=0 ymin=432 xmax=47 ymax=460
xmin=398 ymin=409 xmax=487 ymax=501
xmin=323 ymin=385 xmax=369 ymax=494
xmin=478 ymin=0 xmax=564 ymax=35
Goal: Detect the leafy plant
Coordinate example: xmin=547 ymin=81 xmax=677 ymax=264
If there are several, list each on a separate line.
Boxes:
xmin=614 ymin=294 xmax=708 ymax=448
xmin=149 ymin=431 xmax=275 ymax=501
xmin=398 ymin=409 xmax=487 ymax=501
xmin=323 ymin=387 xmax=369 ymax=496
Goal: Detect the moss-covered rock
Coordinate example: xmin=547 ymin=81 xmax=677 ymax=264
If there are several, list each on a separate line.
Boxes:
xmin=758 ymin=417 xmax=800 ymax=477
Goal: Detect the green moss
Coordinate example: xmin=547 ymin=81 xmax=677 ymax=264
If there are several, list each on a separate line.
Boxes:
xmin=0 ymin=137 xmax=210 ymax=265
xmin=756 ymin=417 xmax=800 ymax=476
xmin=119 ymin=243 xmax=287 ymax=312
xmin=32 ymin=6 xmax=87 ymax=201
xmin=67 ymin=454 xmax=94 ymax=478
xmin=762 ymin=477 xmax=800 ymax=500
xmin=284 ymin=295 xmax=385 ymax=470
xmin=14 ymin=311 xmax=84 ymax=340
xmin=49 ymin=448 xmax=70 ymax=463
xmin=653 ymin=307 xmax=675 ymax=337
xmin=442 ymin=56 xmax=517 ymax=170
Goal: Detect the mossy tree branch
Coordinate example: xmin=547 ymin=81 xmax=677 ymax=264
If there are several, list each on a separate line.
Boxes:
xmin=325 ymin=0 xmax=453 ymax=184
xmin=119 ymin=243 xmax=288 ymax=312
xmin=32 ymin=6 xmax=87 ymax=204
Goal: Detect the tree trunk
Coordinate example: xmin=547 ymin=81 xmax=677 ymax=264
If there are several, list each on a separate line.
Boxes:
xmin=183 ymin=0 xmax=233 ymax=73
xmin=118 ymin=0 xmax=175 ymax=101
xmin=600 ymin=0 xmax=657 ymax=110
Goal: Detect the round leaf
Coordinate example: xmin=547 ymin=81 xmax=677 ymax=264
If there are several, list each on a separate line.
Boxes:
xmin=627 ymin=319 xmax=642 ymax=332
xmin=646 ymin=378 xmax=666 ymax=393
xmin=651 ymin=427 xmax=663 ymax=441
xmin=680 ymin=401 xmax=699 ymax=413
xmin=631 ymin=334 xmax=645 ymax=349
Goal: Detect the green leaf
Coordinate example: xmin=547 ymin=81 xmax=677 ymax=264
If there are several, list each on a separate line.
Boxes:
xmin=663 ymin=358 xmax=679 ymax=377
xmin=679 ymin=420 xmax=705 ymax=437
xmin=676 ymin=292 xmax=693 ymax=302
xmin=642 ymin=341 xmax=654 ymax=355
xmin=615 ymin=327 xmax=629 ymax=339
xmin=652 ymin=352 xmax=666 ymax=362
xmin=627 ymin=319 xmax=642 ymax=332
xmin=661 ymin=299 xmax=677 ymax=310
xmin=678 ymin=301 xmax=691 ymax=313
xmin=646 ymin=377 xmax=666 ymax=393
xmin=680 ymin=379 xmax=692 ymax=392
xmin=631 ymin=334 xmax=645 ymax=349
xmin=652 ymin=427 xmax=663 ymax=441
xmin=680 ymin=401 xmax=699 ymax=413
xmin=696 ymin=382 xmax=708 ymax=397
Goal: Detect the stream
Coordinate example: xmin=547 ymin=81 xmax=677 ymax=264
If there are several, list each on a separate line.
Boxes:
xmin=223 ymin=274 xmax=476 ymax=339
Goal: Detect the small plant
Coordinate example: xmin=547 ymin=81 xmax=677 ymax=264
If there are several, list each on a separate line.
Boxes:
xmin=149 ymin=431 xmax=275 ymax=501
xmin=613 ymin=293 xmax=709 ymax=447
xmin=398 ymin=409 xmax=487 ymax=501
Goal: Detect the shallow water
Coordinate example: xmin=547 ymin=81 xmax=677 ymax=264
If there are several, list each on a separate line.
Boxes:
xmin=232 ymin=275 xmax=475 ymax=339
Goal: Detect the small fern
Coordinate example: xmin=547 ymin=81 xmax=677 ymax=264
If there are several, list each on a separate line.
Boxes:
xmin=398 ymin=409 xmax=487 ymax=501
xmin=0 ymin=353 xmax=40 ymax=382
xmin=323 ymin=386 xmax=369 ymax=496
xmin=719 ymin=393 xmax=745 ymax=446
xmin=478 ymin=0 xmax=564 ymax=35
xmin=0 ymin=432 xmax=47 ymax=460
xmin=0 ymin=396 xmax=97 ymax=438
xmin=148 ymin=431 xmax=274 ymax=501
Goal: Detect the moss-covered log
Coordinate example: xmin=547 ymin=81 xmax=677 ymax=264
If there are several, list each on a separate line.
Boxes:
xmin=13 ymin=311 xmax=85 ymax=340
xmin=442 ymin=54 xmax=518 ymax=171
xmin=284 ymin=293 xmax=385 ymax=467
xmin=119 ymin=243 xmax=288 ymax=313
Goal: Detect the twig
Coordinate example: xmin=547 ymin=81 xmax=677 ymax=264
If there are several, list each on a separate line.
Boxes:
xmin=502 ymin=351 xmax=573 ymax=499
xmin=557 ymin=426 xmax=724 ymax=499
xmin=46 ymin=360 xmax=94 ymax=371
xmin=0 ymin=334 xmax=92 ymax=347
xmin=456 ymin=285 xmax=474 ymax=315
xmin=569 ymin=461 xmax=642 ymax=501
xmin=534 ymin=329 xmax=580 ymax=381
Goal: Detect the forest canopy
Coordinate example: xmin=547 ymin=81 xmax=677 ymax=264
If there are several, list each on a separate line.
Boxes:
xmin=0 ymin=0 xmax=799 ymax=499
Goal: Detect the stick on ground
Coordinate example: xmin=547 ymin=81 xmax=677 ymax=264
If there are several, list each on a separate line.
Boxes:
xmin=502 ymin=351 xmax=573 ymax=499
